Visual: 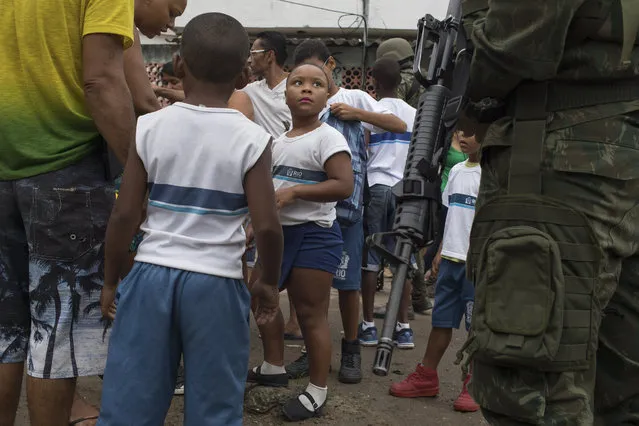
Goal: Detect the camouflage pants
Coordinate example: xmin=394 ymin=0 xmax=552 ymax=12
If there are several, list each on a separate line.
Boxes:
xmin=470 ymin=115 xmax=639 ymax=425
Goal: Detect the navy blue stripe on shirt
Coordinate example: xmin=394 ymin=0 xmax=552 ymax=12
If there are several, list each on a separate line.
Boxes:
xmin=448 ymin=193 xmax=477 ymax=210
xmin=272 ymin=165 xmax=327 ymax=185
xmin=148 ymin=183 xmax=248 ymax=215
xmin=369 ymin=131 xmax=411 ymax=146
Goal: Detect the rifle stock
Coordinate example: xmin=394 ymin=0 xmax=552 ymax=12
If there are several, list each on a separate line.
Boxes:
xmin=368 ymin=0 xmax=468 ymax=376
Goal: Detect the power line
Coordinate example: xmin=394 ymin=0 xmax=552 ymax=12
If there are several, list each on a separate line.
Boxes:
xmin=277 ymin=0 xmax=369 ymax=89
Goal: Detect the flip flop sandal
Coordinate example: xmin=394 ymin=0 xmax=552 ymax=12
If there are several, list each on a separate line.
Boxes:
xmin=69 ymin=416 xmax=99 ymax=425
xmin=282 ymin=391 xmax=325 ymax=422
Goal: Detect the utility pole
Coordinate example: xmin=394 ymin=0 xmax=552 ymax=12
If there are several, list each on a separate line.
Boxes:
xmin=361 ymin=0 xmax=370 ymax=89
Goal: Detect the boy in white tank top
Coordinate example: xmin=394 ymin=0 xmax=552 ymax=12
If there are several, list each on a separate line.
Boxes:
xmin=96 ymin=13 xmax=283 ymax=426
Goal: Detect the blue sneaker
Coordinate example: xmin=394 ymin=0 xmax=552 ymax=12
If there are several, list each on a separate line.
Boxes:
xmin=393 ymin=328 xmax=415 ymax=349
xmin=358 ymin=323 xmax=378 ymax=346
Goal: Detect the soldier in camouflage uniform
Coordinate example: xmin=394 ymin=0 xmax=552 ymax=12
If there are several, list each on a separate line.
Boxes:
xmin=458 ymin=0 xmax=639 ymax=425
xmin=376 ymin=38 xmax=424 ymax=110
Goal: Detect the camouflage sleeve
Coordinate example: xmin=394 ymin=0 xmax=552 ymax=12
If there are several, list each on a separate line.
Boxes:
xmin=397 ymin=78 xmax=410 ymax=103
xmin=467 ymin=0 xmax=587 ymax=101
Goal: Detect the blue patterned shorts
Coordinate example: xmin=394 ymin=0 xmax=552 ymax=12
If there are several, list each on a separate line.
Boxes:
xmin=0 ymin=153 xmax=114 ymax=378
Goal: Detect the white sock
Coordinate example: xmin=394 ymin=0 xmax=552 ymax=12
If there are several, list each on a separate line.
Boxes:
xmin=298 ymin=383 xmax=327 ymax=411
xmin=253 ymin=361 xmax=286 ymax=375
xmin=362 ymin=320 xmax=375 ymax=330
xmin=396 ymin=322 xmax=410 ymax=331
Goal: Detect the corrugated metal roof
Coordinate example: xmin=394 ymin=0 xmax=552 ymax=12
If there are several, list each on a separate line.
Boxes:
xmin=161 ymin=32 xmax=414 ymax=48
xmin=285 ymin=37 xmax=388 ymax=47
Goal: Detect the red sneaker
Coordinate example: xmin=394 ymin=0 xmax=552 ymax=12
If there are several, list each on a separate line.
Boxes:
xmin=453 ymin=374 xmax=480 ymax=412
xmin=389 ymin=364 xmax=439 ymax=398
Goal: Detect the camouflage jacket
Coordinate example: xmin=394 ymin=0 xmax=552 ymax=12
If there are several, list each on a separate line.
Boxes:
xmin=463 ymin=0 xmax=639 ymax=180
xmin=466 ymin=0 xmax=639 ymax=102
xmin=397 ymin=68 xmax=424 ymax=109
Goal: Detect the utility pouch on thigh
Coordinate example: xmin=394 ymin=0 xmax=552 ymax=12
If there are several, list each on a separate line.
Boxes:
xmin=467 ymin=195 xmax=601 ymax=371
xmin=458 ymin=83 xmax=602 ymax=373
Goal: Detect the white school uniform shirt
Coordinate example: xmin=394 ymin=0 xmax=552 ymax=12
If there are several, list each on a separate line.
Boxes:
xmin=440 ymin=160 xmax=482 ymax=262
xmin=135 ymin=102 xmax=271 ymax=279
xmin=367 ymin=97 xmax=416 ymax=187
xmin=242 ymin=79 xmax=292 ymax=137
xmin=272 ymin=123 xmax=351 ymax=227
xmin=321 ymin=87 xmax=394 ymax=133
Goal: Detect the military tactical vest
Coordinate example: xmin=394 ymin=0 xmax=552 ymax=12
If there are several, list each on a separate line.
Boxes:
xmin=459 ymin=82 xmax=604 ymax=373
xmin=455 ymin=0 xmax=639 ymax=373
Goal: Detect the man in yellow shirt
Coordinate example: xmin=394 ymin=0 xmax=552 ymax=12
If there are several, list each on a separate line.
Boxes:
xmin=0 ymin=0 xmax=180 ymax=424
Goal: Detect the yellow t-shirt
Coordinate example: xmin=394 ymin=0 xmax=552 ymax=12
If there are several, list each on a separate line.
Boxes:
xmin=0 ymin=0 xmax=134 ymax=180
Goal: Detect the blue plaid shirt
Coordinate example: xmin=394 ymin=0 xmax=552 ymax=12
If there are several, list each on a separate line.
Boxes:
xmin=320 ymin=110 xmax=367 ymax=226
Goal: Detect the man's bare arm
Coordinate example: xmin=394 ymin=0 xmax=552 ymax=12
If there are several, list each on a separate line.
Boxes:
xmin=229 ymin=90 xmax=255 ymax=121
xmin=83 ymin=33 xmax=136 ymax=165
xmin=153 ymin=86 xmax=186 ymax=103
xmin=124 ymin=31 xmax=162 ymax=115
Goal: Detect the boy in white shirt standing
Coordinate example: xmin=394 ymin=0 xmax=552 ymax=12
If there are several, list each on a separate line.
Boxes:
xmin=360 ymin=58 xmax=420 ymax=350
xmin=97 ymin=13 xmax=283 ymax=425
xmin=389 ymin=129 xmax=481 ymax=414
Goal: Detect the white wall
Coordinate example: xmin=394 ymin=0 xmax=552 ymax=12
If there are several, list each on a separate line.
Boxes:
xmin=173 ymin=0 xmax=447 ymax=31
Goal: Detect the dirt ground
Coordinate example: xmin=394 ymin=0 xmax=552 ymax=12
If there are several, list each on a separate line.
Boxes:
xmin=15 ymin=286 xmax=487 ymax=425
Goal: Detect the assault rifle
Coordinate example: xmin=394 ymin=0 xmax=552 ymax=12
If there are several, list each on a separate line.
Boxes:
xmin=367 ymin=0 xmax=472 ymax=376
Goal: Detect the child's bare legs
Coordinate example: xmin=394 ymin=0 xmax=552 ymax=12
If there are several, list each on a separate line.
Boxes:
xmin=247 ymin=264 xmax=287 ymax=385
xmin=256 ymin=310 xmax=286 ymax=368
xmin=284 ymin=298 xmax=302 ymax=338
xmin=282 ymin=267 xmax=332 ymax=418
xmin=287 ymin=267 xmax=332 ymax=387
xmin=361 ymin=270 xmax=377 ymax=323
xmin=422 ymin=327 xmax=453 ymax=369
xmin=398 ymin=279 xmax=413 ymax=323
xmin=338 ymin=289 xmax=359 ymax=341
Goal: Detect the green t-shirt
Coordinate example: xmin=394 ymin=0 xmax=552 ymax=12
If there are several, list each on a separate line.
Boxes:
xmin=0 ymin=0 xmax=134 ymax=180
xmin=441 ymin=146 xmax=468 ymax=192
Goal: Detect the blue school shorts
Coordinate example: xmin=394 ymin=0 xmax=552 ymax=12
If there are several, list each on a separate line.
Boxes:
xmin=333 ymin=219 xmax=364 ymax=291
xmin=279 ymin=221 xmax=343 ymax=288
xmin=431 ymin=258 xmax=475 ymax=331
xmin=362 ymin=184 xmax=416 ymax=273
xmin=97 ymin=262 xmax=251 ymax=426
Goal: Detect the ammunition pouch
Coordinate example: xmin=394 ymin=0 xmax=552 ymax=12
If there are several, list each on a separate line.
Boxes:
xmin=459 ymin=82 xmax=603 ymax=373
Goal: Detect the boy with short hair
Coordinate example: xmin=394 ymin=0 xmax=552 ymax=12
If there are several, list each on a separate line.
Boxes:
xmin=389 ymin=129 xmax=481 ymax=413
xmin=360 ymin=57 xmax=420 ymax=349
xmin=96 ymin=13 xmax=283 ymax=425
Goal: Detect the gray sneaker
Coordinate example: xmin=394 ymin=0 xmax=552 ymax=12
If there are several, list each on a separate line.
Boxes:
xmin=338 ymin=339 xmax=362 ymax=384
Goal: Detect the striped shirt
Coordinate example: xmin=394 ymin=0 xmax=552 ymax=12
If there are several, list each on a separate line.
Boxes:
xmin=272 ymin=123 xmax=351 ymax=227
xmin=367 ymin=97 xmax=416 ymax=188
xmin=134 ymin=103 xmax=271 ymax=278
xmin=441 ymin=161 xmax=481 ymax=262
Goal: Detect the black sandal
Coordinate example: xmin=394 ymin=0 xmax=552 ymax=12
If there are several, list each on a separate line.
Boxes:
xmin=69 ymin=416 xmax=99 ymax=425
xmin=247 ymin=365 xmax=289 ymax=387
xmin=282 ymin=391 xmax=325 ymax=421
